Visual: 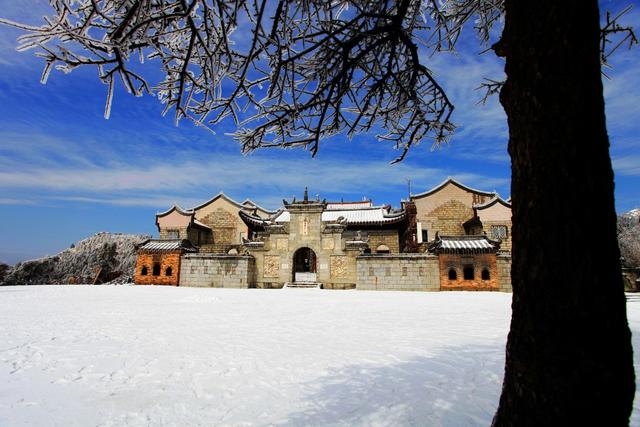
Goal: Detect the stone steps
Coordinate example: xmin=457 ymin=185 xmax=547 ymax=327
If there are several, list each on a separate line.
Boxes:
xmin=283 ymin=282 xmax=323 ymax=289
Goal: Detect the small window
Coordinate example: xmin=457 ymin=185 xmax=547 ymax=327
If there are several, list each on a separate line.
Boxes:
xmin=167 ymin=230 xmax=179 ymax=239
xmin=448 ymin=268 xmax=457 ymax=280
xmin=421 ymin=230 xmax=428 ymax=243
xmin=152 ymin=263 xmax=161 ymax=276
xmin=141 ymin=266 xmax=148 ymax=276
xmin=165 ymin=266 xmax=173 ymax=277
xmin=491 ymin=225 xmax=508 ymax=240
xmin=463 ymin=265 xmax=475 ymax=280
xmin=481 ymin=268 xmax=490 ymax=280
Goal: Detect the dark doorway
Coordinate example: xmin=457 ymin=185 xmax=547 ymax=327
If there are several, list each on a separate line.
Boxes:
xmin=293 ymin=247 xmax=317 ymax=280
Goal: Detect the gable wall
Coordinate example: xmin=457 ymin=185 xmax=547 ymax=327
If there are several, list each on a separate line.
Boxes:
xmin=477 ymin=202 xmax=513 ymax=251
xmin=413 ymin=183 xmax=491 ymax=239
xmin=194 ymin=197 xmax=248 ymax=245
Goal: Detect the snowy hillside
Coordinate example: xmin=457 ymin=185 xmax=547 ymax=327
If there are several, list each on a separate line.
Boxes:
xmin=619 ymin=209 xmax=640 ymax=268
xmin=625 ymin=208 xmax=640 ymax=220
xmin=1 ymin=287 xmax=639 ymax=426
xmin=1 ymin=233 xmax=150 ymax=286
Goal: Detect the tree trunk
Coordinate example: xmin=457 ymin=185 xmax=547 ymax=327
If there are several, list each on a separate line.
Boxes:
xmin=492 ymin=1 xmax=635 ymax=425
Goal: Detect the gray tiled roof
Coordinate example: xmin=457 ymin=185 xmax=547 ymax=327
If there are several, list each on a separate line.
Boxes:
xmin=138 ymin=239 xmax=198 ymax=253
xmin=429 ymin=235 xmax=500 ymax=254
xmin=244 ymin=206 xmax=405 ymax=226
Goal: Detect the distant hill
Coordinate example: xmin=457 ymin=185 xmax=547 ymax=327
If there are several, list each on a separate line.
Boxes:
xmin=1 ymin=233 xmax=150 ymax=286
xmin=619 ymin=208 xmax=640 ymax=269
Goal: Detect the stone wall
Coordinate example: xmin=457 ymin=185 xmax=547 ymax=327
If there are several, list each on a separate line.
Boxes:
xmin=135 ymin=252 xmax=181 ymax=286
xmin=423 ymin=199 xmax=474 ymax=237
xmin=159 ymin=226 xmax=189 ymax=240
xmin=356 ymin=254 xmax=440 ymax=291
xmin=496 ymin=253 xmax=512 ymax=292
xmin=193 ymin=197 xmax=250 ymax=246
xmin=179 ymin=254 xmax=255 ymax=288
xmin=438 ymin=253 xmax=498 ymax=291
xmin=413 ymin=182 xmax=491 ymax=240
xmin=367 ymin=229 xmax=401 ymax=253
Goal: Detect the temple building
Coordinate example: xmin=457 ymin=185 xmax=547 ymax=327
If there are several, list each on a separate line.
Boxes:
xmin=134 ymin=178 xmax=512 ymax=291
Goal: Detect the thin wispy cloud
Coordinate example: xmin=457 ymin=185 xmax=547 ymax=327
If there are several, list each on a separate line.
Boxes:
xmin=613 ymin=155 xmax=640 ymax=177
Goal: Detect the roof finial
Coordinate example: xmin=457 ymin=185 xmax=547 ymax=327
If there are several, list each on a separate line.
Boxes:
xmin=304 ymin=186 xmax=309 ymax=202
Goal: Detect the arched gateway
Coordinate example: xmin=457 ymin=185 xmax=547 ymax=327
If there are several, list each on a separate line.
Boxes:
xmin=293 ymin=247 xmax=317 ymax=283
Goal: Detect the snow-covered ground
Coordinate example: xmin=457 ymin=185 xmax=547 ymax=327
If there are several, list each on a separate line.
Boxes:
xmin=0 ymin=287 xmax=638 ymax=426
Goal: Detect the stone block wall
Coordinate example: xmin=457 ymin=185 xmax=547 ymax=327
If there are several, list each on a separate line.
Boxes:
xmin=135 ymin=252 xmax=181 ymax=286
xmin=423 ymin=200 xmax=474 ymax=237
xmin=438 ymin=253 xmax=498 ymax=291
xmin=496 ymin=253 xmax=512 ymax=292
xmin=159 ymin=227 xmax=189 ymax=240
xmin=356 ymin=254 xmax=440 ymax=291
xmin=367 ymin=229 xmax=401 ymax=253
xmin=179 ymin=254 xmax=255 ymax=288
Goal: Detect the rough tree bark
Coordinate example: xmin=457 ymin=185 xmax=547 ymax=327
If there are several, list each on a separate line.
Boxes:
xmin=493 ymin=1 xmax=635 ymax=425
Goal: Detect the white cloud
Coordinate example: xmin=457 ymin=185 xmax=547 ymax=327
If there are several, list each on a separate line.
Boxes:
xmin=0 ymin=129 xmax=508 ymax=209
xmin=613 ymin=155 xmax=640 ymax=177
xmin=0 ymin=198 xmax=36 ymax=205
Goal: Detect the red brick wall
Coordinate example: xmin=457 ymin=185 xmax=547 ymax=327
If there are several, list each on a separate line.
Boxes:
xmin=134 ymin=252 xmax=181 ymax=286
xmin=438 ymin=253 xmax=499 ymax=291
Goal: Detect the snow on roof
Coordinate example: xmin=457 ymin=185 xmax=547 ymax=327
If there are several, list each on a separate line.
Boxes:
xmin=273 ymin=210 xmax=290 ymax=222
xmin=240 ymin=205 xmax=405 ymax=228
xmin=429 ymin=235 xmax=500 ymax=254
xmin=138 ymin=239 xmax=198 ymax=252
xmin=321 ymin=207 xmax=405 ymax=224
xmin=325 ymin=201 xmax=373 ymax=210
xmin=411 ymin=177 xmax=496 ymax=199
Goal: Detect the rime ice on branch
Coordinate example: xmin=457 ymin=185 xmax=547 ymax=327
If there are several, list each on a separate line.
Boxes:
xmin=0 ymin=1 xmax=634 ymax=161
xmin=0 ymin=0 xmax=506 ymax=161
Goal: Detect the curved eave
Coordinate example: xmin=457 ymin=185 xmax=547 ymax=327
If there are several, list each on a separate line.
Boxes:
xmin=343 ymin=213 xmax=406 ymax=226
xmin=191 ymin=192 xmax=247 ymax=211
xmin=155 ymin=205 xmax=195 ymax=231
xmin=411 ymin=177 xmax=495 ymax=199
xmin=191 ymin=219 xmax=212 ymax=231
xmin=239 ymin=210 xmax=269 ymax=229
xmin=242 ymin=198 xmax=278 ymax=215
xmin=190 ymin=192 xmax=276 ymax=214
xmin=156 ymin=204 xmax=194 ymax=218
xmin=474 ymin=196 xmax=512 ymax=210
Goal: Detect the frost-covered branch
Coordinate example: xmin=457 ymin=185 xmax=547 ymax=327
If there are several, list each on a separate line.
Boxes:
xmin=2 ymin=0 xmax=507 ymax=160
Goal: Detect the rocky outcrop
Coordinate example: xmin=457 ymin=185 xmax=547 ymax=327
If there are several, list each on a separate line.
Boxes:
xmin=619 ymin=208 xmax=640 ymax=269
xmin=1 ymin=233 xmax=150 ymax=286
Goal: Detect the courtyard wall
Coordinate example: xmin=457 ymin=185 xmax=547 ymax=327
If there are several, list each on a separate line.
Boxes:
xmin=180 ymin=254 xmax=256 ymax=288
xmin=356 ymin=254 xmax=440 ymax=291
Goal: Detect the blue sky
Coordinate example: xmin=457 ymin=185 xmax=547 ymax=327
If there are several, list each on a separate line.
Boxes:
xmin=0 ymin=0 xmax=638 ymax=264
